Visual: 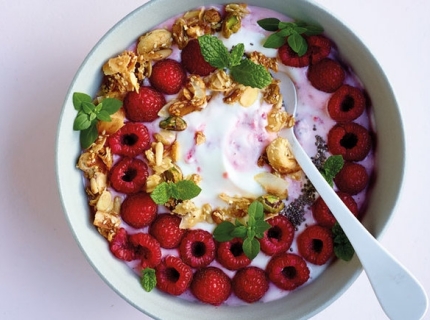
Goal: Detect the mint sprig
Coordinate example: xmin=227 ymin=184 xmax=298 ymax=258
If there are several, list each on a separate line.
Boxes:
xmin=258 ymin=18 xmax=323 ymax=56
xmin=213 ymin=201 xmax=271 ymax=260
xmin=72 ymin=92 xmax=122 ymax=149
xmin=332 ymin=222 xmax=354 ymax=261
xmin=140 ymin=268 xmax=157 ymax=292
xmin=198 ymin=35 xmax=272 ymax=89
xmin=150 ymin=179 xmax=202 ymax=205
xmin=320 ymin=155 xmax=344 ymax=187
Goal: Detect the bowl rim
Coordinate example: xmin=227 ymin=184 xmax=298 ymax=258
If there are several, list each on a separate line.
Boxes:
xmin=55 ymin=0 xmax=405 ymax=319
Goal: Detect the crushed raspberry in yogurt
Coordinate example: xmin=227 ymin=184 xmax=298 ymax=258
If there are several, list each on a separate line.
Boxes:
xmin=75 ymin=3 xmax=375 ymax=306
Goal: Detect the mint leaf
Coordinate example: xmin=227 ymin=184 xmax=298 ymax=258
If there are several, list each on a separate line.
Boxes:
xmin=141 ymin=268 xmax=157 ymax=292
xmin=101 ymin=98 xmax=122 ymax=114
xmin=324 ymin=155 xmax=344 ymax=177
xmin=150 ymin=180 xmax=201 ymax=204
xmin=287 ymin=33 xmax=307 ymax=56
xmin=254 ymin=220 xmax=271 ymax=238
xmin=304 ymin=25 xmax=324 ymax=36
xmin=198 ymin=35 xmax=230 ymax=69
xmin=263 ymin=33 xmax=287 ymax=48
xmin=248 ymin=201 xmax=264 ymax=220
xmin=73 ymin=111 xmax=92 ymax=131
xmin=80 ymin=123 xmax=98 ymax=149
xmin=332 ymin=223 xmax=354 ymax=261
xmin=229 ymin=43 xmax=244 ymax=67
xmin=96 ymin=110 xmax=112 ymax=122
xmin=321 ymin=155 xmax=344 ymax=186
xmin=257 ymin=18 xmax=280 ymax=31
xmin=174 ymin=180 xmax=202 ymax=200
xmin=230 ymin=59 xmax=272 ymax=89
xmin=231 ymin=225 xmax=247 ymax=238
xmin=243 ymin=237 xmax=260 ymax=260
xmin=72 ymin=92 xmax=92 ymax=111
xmin=213 ymin=221 xmax=236 ymax=242
xmin=150 ymin=182 xmax=171 ymax=204
xmin=260 ymin=18 xmax=324 ymax=54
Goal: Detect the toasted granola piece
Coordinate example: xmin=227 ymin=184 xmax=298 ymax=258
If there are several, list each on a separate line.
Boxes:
xmin=173 ymin=200 xmax=206 ymax=229
xmin=221 ymin=4 xmax=249 ymax=38
xmin=137 ymin=29 xmax=172 ymax=55
xmin=205 ymin=69 xmax=235 ymax=92
xmin=266 ymin=137 xmax=301 ymax=174
xmin=167 ymin=75 xmax=208 ymax=117
xmin=249 ymin=51 xmax=278 ymax=72
xmin=172 ymin=7 xmax=221 ymax=49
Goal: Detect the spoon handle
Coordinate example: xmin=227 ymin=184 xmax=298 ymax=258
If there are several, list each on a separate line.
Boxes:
xmin=287 ymin=132 xmax=428 ymax=320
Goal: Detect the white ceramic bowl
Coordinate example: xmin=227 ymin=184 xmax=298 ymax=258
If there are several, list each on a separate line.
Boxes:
xmin=56 ymin=0 xmax=404 ymax=319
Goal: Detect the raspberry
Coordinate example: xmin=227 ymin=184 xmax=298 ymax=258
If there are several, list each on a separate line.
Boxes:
xmin=327 ymin=84 xmax=366 ymax=123
xmin=327 ymin=122 xmax=372 ymax=161
xmin=155 ymin=255 xmax=193 ymax=296
xmin=278 ymin=43 xmax=311 ymax=68
xmin=232 ymin=266 xmax=269 ymax=303
xmin=191 ymin=267 xmax=232 ymax=306
xmin=266 ymin=253 xmax=310 ymax=290
xmin=334 ymin=161 xmax=369 ymax=195
xmin=121 ymin=192 xmax=157 ymax=229
xmin=107 ymin=122 xmax=151 ymax=157
xmin=179 ymin=229 xmax=216 ymax=268
xmin=278 ymin=35 xmax=331 ymax=68
xmin=123 ymin=86 xmax=166 ymax=122
xmin=109 ymin=228 xmax=135 ymax=261
xmin=312 ymin=192 xmax=359 ymax=228
xmin=216 ymin=238 xmax=251 ymax=270
xmin=307 ymin=35 xmax=332 ymax=64
xmin=149 ymin=59 xmax=186 ymax=95
xmin=181 ymin=39 xmax=217 ymax=76
xmin=307 ymin=58 xmax=345 ymax=93
xmin=259 ymin=215 xmax=295 ymax=255
xmin=109 ymin=157 xmax=148 ymax=194
xmin=129 ymin=233 xmax=162 ymax=269
xmin=149 ymin=213 xmax=186 ymax=249
xmin=297 ymin=225 xmax=334 ymax=265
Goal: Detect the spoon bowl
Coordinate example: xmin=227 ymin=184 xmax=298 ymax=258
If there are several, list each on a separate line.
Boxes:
xmin=274 ymin=70 xmax=428 ymax=320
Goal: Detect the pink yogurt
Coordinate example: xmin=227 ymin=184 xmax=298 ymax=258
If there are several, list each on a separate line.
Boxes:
xmin=112 ymin=4 xmax=375 ymax=306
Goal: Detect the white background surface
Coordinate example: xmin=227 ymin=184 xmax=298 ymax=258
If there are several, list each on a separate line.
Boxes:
xmin=1 ymin=0 xmax=429 ymax=319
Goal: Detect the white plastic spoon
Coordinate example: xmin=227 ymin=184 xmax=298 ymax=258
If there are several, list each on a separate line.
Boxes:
xmin=275 ymin=71 xmax=428 ymax=320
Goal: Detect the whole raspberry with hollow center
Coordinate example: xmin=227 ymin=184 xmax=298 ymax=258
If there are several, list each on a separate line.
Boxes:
xmin=216 ymin=238 xmax=251 ymax=270
xmin=307 ymin=58 xmax=345 ymax=93
xmin=334 ymin=161 xmax=369 ymax=195
xmin=109 ymin=157 xmax=148 ymax=194
xmin=327 ymin=84 xmax=366 ymax=123
xmin=120 ymin=192 xmax=157 ymax=229
xmin=149 ymin=59 xmax=186 ymax=95
xmin=107 ymin=122 xmax=151 ymax=157
xmin=123 ymin=86 xmax=166 ymax=122
xmin=266 ymin=253 xmax=310 ymax=290
xmin=155 ymin=255 xmax=193 ymax=296
xmin=149 ymin=213 xmax=186 ymax=249
xmin=129 ymin=233 xmax=162 ymax=269
xmin=259 ymin=215 xmax=295 ymax=255
xmin=179 ymin=229 xmax=215 ymax=268
xmin=109 ymin=228 xmax=135 ymax=261
xmin=327 ymin=122 xmax=372 ymax=161
xmin=232 ymin=266 xmax=269 ymax=303
xmin=297 ymin=225 xmax=334 ymax=265
xmin=191 ymin=267 xmax=232 ymax=306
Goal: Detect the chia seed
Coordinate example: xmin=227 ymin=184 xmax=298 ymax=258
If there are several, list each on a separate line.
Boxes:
xmin=311 ymin=135 xmax=328 ymax=171
xmin=282 ymin=135 xmax=327 ymax=227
